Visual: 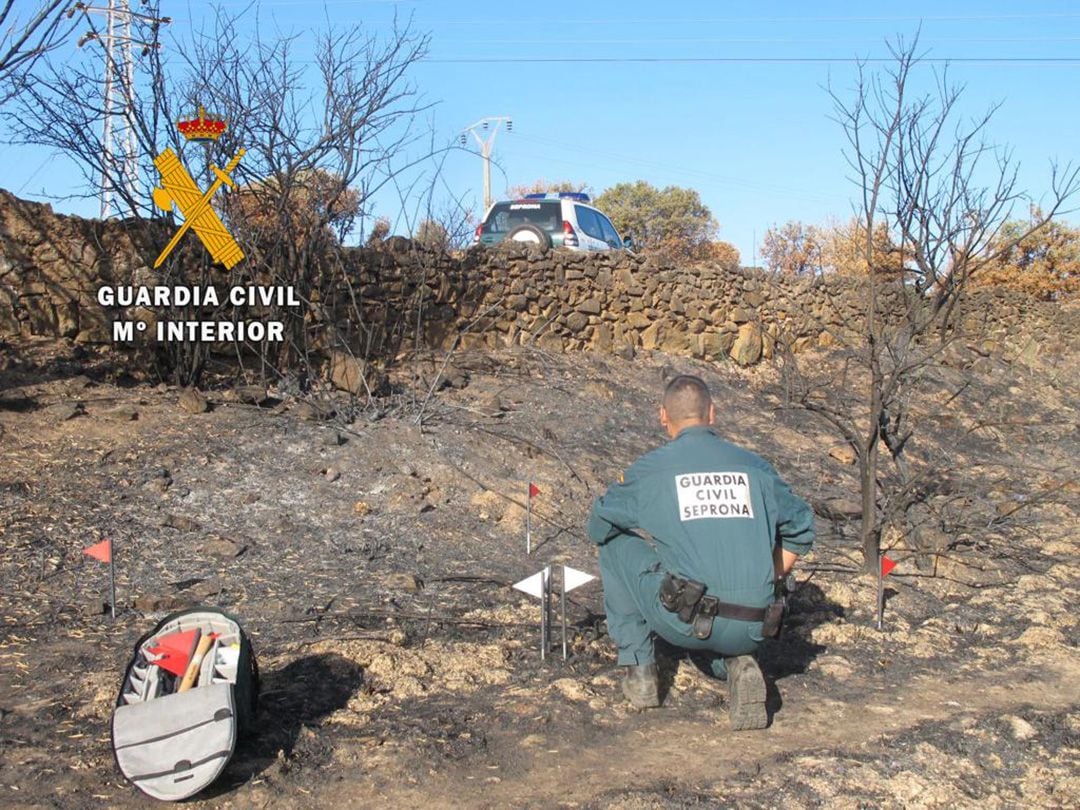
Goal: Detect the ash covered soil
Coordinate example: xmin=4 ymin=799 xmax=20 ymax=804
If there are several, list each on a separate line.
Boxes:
xmin=0 ymin=338 xmax=1077 ymax=809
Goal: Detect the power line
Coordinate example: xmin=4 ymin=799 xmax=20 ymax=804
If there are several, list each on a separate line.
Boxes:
xmin=424 ymin=56 xmax=1080 ymax=65
xmin=413 ymin=13 xmax=1080 ymax=25
xmin=431 ymin=36 xmax=1080 ymax=46
xmin=511 ymin=134 xmax=846 ymax=204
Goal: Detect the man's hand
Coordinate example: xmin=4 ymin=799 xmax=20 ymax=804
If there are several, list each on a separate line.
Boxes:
xmin=773 ymin=546 xmax=799 ymax=578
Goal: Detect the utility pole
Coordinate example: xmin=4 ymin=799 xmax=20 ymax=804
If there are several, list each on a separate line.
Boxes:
xmin=73 ymin=1 xmax=170 ymax=218
xmin=461 ymin=116 xmax=512 ymax=212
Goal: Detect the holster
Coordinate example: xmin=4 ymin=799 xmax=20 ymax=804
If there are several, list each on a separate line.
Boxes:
xmin=659 ymin=574 xmax=704 ymax=624
xmin=761 ymin=598 xmax=785 ymax=638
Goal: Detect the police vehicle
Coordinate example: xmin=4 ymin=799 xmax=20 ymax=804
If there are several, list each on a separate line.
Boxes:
xmin=474 ymin=192 xmax=631 ymax=252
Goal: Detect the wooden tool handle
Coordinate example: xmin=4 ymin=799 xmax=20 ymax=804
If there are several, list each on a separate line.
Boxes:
xmin=178 ymin=633 xmax=214 ymax=692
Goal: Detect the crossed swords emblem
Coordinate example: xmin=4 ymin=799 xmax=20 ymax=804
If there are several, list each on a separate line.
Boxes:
xmin=151 ymin=147 xmax=246 ymax=270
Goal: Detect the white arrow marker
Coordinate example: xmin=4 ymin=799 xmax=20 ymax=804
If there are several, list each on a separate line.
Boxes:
xmin=562 ymin=565 xmax=596 ymax=593
xmin=512 ymin=566 xmax=550 ymax=599
xmin=513 ymin=566 xmax=551 ymax=659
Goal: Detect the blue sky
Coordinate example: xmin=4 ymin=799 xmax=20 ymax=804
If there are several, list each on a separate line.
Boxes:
xmin=2 ymin=0 xmax=1078 ymax=264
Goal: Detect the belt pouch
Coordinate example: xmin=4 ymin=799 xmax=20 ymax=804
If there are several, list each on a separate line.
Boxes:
xmin=761 ymin=598 xmax=785 ymax=638
xmin=691 ymin=612 xmax=713 ymax=640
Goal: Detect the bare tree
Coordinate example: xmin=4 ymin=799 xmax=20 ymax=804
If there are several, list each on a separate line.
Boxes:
xmin=178 ymin=8 xmax=432 ymax=384
xmin=0 ymin=0 xmax=78 ymax=102
xmin=781 ymin=33 xmax=1079 ymax=571
xmin=5 ymin=1 xmax=178 ymax=216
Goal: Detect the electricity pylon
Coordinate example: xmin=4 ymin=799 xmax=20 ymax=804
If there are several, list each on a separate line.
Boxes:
xmin=461 ymin=116 xmax=512 ymax=212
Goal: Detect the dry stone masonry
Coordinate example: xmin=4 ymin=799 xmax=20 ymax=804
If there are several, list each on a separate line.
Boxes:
xmin=1 ymin=189 xmax=1075 ymax=370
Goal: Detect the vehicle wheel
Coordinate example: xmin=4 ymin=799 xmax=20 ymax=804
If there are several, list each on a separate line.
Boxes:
xmin=506 ymin=224 xmax=552 ymax=249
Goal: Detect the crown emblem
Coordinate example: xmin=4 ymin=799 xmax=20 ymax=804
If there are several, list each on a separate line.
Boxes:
xmin=176 ymin=105 xmax=227 ymax=142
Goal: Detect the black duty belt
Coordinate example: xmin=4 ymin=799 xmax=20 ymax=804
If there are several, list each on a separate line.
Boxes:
xmin=659 ymin=573 xmax=774 ymax=640
xmin=695 ymin=595 xmax=767 ymax=623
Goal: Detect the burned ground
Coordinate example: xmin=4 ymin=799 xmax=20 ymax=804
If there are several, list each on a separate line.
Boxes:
xmin=0 ymin=337 xmax=1076 ymax=808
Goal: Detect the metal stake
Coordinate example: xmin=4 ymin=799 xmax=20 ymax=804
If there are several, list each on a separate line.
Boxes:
xmin=109 ymin=539 xmax=117 ymax=619
xmin=539 ymin=567 xmax=547 ymax=660
xmin=560 ymin=566 xmax=568 ymax=660
xmin=526 ymin=484 xmax=532 ymax=556
xmin=875 ymin=552 xmax=884 ymax=631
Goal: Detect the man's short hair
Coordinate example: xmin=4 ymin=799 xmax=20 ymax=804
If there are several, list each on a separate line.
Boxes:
xmin=663 ymin=375 xmax=712 ymax=421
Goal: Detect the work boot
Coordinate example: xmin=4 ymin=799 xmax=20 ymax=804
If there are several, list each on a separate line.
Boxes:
xmin=726 ymin=655 xmax=767 ymax=731
xmin=620 ymin=663 xmax=660 ymax=709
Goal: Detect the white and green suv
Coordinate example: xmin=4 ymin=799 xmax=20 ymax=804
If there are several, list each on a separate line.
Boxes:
xmin=474 ymin=192 xmax=631 ymax=252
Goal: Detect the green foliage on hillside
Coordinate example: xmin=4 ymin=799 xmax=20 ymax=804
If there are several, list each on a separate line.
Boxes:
xmin=595 ymin=180 xmax=720 ymax=263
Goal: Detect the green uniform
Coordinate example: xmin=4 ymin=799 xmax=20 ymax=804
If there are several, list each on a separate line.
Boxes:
xmin=587 ymin=425 xmax=815 ymax=667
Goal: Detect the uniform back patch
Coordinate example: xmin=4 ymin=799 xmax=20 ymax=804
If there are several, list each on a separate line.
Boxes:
xmin=676 ymin=472 xmax=754 ymax=520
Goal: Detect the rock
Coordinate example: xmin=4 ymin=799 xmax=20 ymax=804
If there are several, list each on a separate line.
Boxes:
xmin=84 ymin=600 xmax=111 ymax=616
xmin=578 ymin=298 xmax=602 ymax=315
xmin=441 ymin=366 xmax=469 ymax=389
xmin=730 ymin=323 xmax=762 ymax=366
xmin=1005 ymin=715 xmax=1037 ymax=741
xmin=829 ymin=445 xmax=857 ymax=465
xmin=661 ymin=330 xmax=694 ymax=355
xmin=200 ymin=534 xmax=248 ymax=558
xmin=383 ymin=572 xmax=423 ymax=593
xmin=102 ymin=404 xmax=138 ymax=421
xmin=592 ymin=323 xmax=613 ymax=352
xmin=640 ymin=322 xmax=662 ymax=351
xmin=324 ymin=464 xmax=342 ymax=483
xmin=144 ymin=468 xmax=172 ymax=494
xmin=162 ymin=514 xmax=201 ymax=532
xmin=537 ymin=333 xmax=564 ymax=353
xmin=294 ymin=400 xmax=333 ymax=422
xmin=323 ymin=430 xmax=347 ymax=447
xmin=133 ymin=593 xmax=188 ymax=613
xmin=701 ymin=331 xmax=732 ymax=359
xmin=45 ymin=401 xmax=84 ymax=422
xmin=179 ymin=388 xmax=209 ymax=414
xmin=328 ymin=351 xmax=386 ymax=396
xmin=232 ymin=385 xmax=272 ymax=406
xmin=171 ymin=577 xmax=225 ymax=599
xmin=473 ymin=390 xmax=505 ymax=414
xmin=565 ymin=312 xmax=589 ymax=333
xmin=730 ymin=307 xmax=752 ymax=324
xmin=815 ymin=498 xmax=863 ymax=520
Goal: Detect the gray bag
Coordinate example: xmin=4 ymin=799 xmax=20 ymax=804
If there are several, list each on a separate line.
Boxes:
xmin=111 ymin=608 xmax=258 ymax=801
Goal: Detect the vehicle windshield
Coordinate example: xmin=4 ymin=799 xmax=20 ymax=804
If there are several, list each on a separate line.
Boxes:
xmin=482 ymin=201 xmax=562 ymax=234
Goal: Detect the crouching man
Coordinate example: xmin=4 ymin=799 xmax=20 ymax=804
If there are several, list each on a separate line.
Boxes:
xmin=586 ymin=375 xmax=815 ymax=730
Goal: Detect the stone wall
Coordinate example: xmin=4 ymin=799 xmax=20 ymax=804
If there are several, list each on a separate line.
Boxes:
xmin=2 ymin=189 xmax=1076 ymax=368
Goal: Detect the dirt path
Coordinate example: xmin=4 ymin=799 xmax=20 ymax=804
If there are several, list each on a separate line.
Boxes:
xmin=301 ymin=658 xmax=1078 ymax=809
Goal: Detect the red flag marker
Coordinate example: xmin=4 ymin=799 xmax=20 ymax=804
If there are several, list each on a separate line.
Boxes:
xmin=83 ymin=538 xmax=117 ymax=618
xmin=529 ymin=482 xmax=540 ymax=499
xmin=83 ymin=538 xmax=112 ymax=563
xmin=881 ymin=555 xmax=897 ymax=577
xmin=147 ymin=629 xmax=202 ymax=677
